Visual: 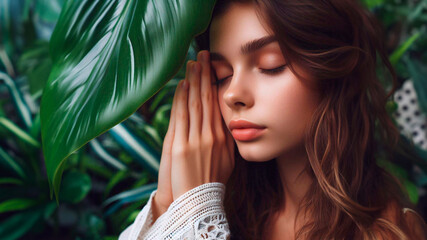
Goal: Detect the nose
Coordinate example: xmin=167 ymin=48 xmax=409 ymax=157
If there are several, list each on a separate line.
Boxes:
xmin=223 ymin=70 xmax=254 ymax=109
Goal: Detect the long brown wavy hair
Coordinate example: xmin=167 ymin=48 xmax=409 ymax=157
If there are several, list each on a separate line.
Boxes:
xmin=195 ymin=0 xmax=426 ymax=239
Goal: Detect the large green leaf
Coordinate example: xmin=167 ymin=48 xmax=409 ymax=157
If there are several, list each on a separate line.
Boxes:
xmin=40 ymin=0 xmax=216 ymax=199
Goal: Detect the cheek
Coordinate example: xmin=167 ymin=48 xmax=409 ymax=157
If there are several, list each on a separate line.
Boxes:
xmin=217 ymin=89 xmax=229 ymax=120
xmin=263 ymin=77 xmax=319 ymax=141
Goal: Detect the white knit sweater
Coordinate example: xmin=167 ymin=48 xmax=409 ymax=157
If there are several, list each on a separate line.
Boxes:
xmin=118 ymin=182 xmax=230 ymax=239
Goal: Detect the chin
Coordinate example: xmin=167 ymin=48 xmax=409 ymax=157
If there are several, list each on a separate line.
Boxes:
xmin=237 ymin=149 xmax=277 ymax=163
xmin=234 ymin=139 xmax=280 ymax=162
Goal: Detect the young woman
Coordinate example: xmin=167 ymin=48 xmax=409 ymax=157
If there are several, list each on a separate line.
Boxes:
xmin=120 ymin=0 xmax=427 ymax=239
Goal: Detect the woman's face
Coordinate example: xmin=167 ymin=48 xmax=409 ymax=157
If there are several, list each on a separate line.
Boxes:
xmin=209 ymin=3 xmax=321 ymax=162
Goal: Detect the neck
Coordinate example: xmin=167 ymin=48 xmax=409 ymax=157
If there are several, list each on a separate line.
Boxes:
xmin=275 ymin=144 xmax=312 ymax=219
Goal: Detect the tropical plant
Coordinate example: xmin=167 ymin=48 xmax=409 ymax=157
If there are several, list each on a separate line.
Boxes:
xmin=0 ymin=0 xmax=426 ymax=239
xmin=0 ymin=0 xmax=213 ymax=239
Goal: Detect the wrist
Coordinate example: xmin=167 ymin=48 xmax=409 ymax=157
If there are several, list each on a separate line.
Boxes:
xmin=151 ymin=193 xmax=170 ymax=224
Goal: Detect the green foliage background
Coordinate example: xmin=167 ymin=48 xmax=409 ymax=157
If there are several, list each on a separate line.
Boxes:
xmin=0 ymin=0 xmax=426 ymax=239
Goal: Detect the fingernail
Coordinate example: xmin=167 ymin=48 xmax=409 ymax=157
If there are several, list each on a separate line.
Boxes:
xmin=187 ymin=60 xmax=193 ymax=70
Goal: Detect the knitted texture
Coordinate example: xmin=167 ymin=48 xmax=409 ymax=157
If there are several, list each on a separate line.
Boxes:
xmin=119 ymin=182 xmax=230 ymax=240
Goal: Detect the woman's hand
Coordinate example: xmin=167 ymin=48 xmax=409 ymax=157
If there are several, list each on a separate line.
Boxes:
xmin=152 ymin=50 xmax=235 ymax=220
xmin=170 ymin=50 xmax=235 ymax=200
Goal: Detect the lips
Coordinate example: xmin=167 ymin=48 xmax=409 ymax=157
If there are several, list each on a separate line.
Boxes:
xmin=229 ymin=119 xmax=266 ymax=141
xmin=228 ymin=119 xmax=265 ymax=130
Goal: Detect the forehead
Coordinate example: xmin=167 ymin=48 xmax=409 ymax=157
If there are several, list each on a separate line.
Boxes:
xmin=209 ymin=3 xmax=272 ymax=53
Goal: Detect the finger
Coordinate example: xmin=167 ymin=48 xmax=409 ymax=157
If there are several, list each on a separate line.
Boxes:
xmin=187 ymin=60 xmax=202 ymax=141
xmin=212 ymin=71 xmax=225 ymax=141
xmin=161 ymin=80 xmax=181 ymax=160
xmin=175 ymin=78 xmax=189 ymax=143
xmin=198 ymin=50 xmax=214 ymax=135
xmin=157 ymin=81 xmax=183 ymax=202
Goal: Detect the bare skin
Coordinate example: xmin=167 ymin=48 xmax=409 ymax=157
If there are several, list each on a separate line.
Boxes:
xmin=152 ymin=50 xmax=235 ymax=224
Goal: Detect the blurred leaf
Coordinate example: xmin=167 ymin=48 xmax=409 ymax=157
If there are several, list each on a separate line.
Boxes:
xmin=377 ymin=157 xmax=420 ymax=203
xmin=29 ymin=111 xmax=40 ymax=138
xmin=0 ymin=102 xmax=4 ymax=117
xmin=0 ymin=47 xmax=15 ymax=76
xmin=389 ymin=32 xmax=420 ymax=66
xmin=34 ymin=0 xmax=65 ymax=23
xmin=126 ymin=210 xmax=140 ymax=226
xmin=0 ymin=117 xmax=40 ymax=148
xmin=403 ymin=179 xmax=419 ymax=204
xmin=148 ymin=82 xmax=175 ymax=113
xmin=109 ymin=201 xmax=143 ymax=234
xmin=118 ymin=151 xmax=133 ymax=165
xmin=130 ymin=171 xmax=149 ymax=189
xmin=0 ymin=204 xmax=47 ymax=240
xmin=0 ymin=0 xmax=15 ymax=57
xmin=78 ymin=213 xmax=106 ymax=240
xmin=0 ymin=146 xmax=26 ymax=179
xmin=126 ymin=120 xmax=163 ymax=154
xmin=103 ymin=170 xmax=129 ymax=199
xmin=407 ymin=0 xmax=427 ymax=22
xmin=58 ymin=170 xmax=91 ymax=204
xmin=0 ymin=0 xmax=37 ymax=64
xmin=103 ymin=183 xmax=157 ymax=216
xmin=152 ymin=104 xmax=171 ymax=139
xmin=109 ymin=124 xmax=160 ymax=175
xmin=89 ymin=138 xmax=127 ymax=171
xmin=416 ymin=174 xmax=427 ymax=186
xmin=0 ymin=71 xmax=33 ymax=129
xmin=40 ymin=0 xmax=217 ymax=200
xmin=361 ymin=0 xmax=385 ymax=9
xmin=0 ymin=177 xmax=23 ymax=185
xmin=385 ymin=100 xmax=398 ymax=114
xmin=377 ymin=157 xmax=408 ymax=179
xmin=103 ymin=237 xmax=118 ymax=240
xmin=17 ymin=41 xmax=52 ymax=95
xmin=405 ymin=57 xmax=427 ymax=114
xmin=82 ymin=156 xmax=114 ymax=179
xmin=0 ymin=198 xmax=39 ymax=214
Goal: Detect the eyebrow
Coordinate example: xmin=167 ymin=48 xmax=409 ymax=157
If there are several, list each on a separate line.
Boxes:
xmin=210 ymin=35 xmax=277 ymax=62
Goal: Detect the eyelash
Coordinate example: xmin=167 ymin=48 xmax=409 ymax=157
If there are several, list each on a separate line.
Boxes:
xmin=213 ymin=65 xmax=287 ymax=86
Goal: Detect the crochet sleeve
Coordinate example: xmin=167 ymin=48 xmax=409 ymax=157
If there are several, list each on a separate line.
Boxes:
xmin=118 ymin=182 xmax=230 ymax=240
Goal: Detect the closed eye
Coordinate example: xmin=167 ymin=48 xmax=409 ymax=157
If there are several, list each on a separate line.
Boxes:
xmin=260 ymin=64 xmax=287 ymax=75
xmin=213 ymin=64 xmax=287 ymax=86
xmin=213 ymin=75 xmax=232 ymax=86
